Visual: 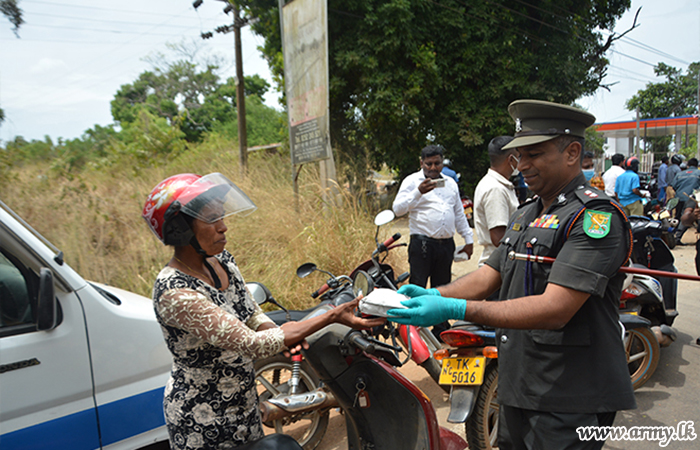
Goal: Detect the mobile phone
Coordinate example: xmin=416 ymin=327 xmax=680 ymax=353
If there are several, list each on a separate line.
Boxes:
xmin=433 ymin=178 xmax=445 ymax=188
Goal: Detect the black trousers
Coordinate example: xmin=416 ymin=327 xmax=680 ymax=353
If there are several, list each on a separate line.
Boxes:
xmin=408 ymin=234 xmax=455 ymax=288
xmin=498 ymin=405 xmax=616 ymax=450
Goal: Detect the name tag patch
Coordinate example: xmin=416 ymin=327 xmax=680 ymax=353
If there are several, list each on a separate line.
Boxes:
xmin=529 ymin=214 xmax=560 ymax=229
xmin=583 ymin=209 xmax=611 ymax=238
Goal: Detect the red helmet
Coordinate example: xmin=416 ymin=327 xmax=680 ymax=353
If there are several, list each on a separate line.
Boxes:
xmin=625 ymin=156 xmax=639 ymax=171
xmin=142 ymin=173 xmax=256 ymax=246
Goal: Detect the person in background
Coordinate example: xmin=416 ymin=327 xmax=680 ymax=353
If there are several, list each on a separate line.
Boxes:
xmin=602 ymin=153 xmax=625 ymax=198
xmin=583 ymin=151 xmax=605 ymax=190
xmin=680 ymin=196 xmax=700 ymax=275
xmin=657 ymin=156 xmax=669 ymax=205
xmin=142 ymin=173 xmax=384 ymax=450
xmin=670 ymin=158 xmax=700 ymax=242
xmin=393 ymin=144 xmax=474 ymax=337
xmin=473 ymin=135 xmax=519 ymax=269
xmin=389 ymin=100 xmax=636 ymax=450
xmin=666 ymin=155 xmax=682 ymax=197
xmin=615 ymin=156 xmax=645 ymax=217
xmin=441 ymin=158 xmax=460 ymax=183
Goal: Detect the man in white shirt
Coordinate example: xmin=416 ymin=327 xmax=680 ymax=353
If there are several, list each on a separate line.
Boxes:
xmin=602 ymin=153 xmax=625 ymax=198
xmin=393 ymin=145 xmax=474 ymax=289
xmin=474 ymin=136 xmax=520 ymax=268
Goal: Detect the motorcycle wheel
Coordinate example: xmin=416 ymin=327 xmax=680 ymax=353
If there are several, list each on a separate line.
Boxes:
xmin=466 ymin=362 xmax=499 ymax=450
xmin=625 ymin=327 xmax=661 ymax=390
xmin=254 ymin=354 xmax=329 ymax=450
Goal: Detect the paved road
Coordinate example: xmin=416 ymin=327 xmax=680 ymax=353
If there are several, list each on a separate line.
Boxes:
xmin=310 ymin=221 xmax=700 ymax=449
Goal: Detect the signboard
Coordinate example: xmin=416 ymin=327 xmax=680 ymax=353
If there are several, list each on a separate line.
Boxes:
xmin=282 ymin=0 xmax=331 ymax=165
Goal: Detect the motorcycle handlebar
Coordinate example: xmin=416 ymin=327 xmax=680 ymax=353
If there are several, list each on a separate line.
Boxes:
xmin=311 ymin=283 xmax=329 ymax=299
xmin=373 ymin=232 xmax=402 ymax=257
xmin=346 ymin=331 xmax=376 ymax=354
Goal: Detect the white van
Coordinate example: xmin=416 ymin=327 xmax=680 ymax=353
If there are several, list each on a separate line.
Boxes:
xmin=0 ymin=200 xmax=172 ymax=449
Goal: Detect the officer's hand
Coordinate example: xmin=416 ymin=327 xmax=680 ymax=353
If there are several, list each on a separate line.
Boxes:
xmin=397 ymin=284 xmax=441 ymax=298
xmin=418 ymin=178 xmax=437 ymax=194
xmin=387 ymin=295 xmax=466 ymax=327
xmin=694 ymin=208 xmax=700 ymax=222
xmin=458 ymin=243 xmax=473 ymax=259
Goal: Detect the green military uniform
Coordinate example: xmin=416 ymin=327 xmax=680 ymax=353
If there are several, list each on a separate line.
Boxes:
xmin=488 ymin=100 xmax=637 ymax=449
xmin=486 ymin=175 xmax=636 ymax=413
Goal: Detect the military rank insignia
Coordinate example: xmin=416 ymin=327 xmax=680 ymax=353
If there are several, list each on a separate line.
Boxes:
xmin=529 ymin=214 xmax=560 ymax=229
xmin=583 ymin=209 xmax=611 ymax=238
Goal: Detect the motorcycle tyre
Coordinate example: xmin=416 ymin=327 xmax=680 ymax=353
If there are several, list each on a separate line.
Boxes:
xmin=254 ymin=354 xmax=329 ymax=450
xmin=466 ymin=363 xmax=499 ymax=450
xmin=625 ymin=327 xmax=661 ymax=390
xmin=662 ymin=232 xmax=676 ymax=250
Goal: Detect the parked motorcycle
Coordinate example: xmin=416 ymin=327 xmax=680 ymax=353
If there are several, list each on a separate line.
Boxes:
xmin=434 ymin=323 xmax=499 ymax=450
xmin=249 ymin=282 xmax=334 ymax=450
xmin=297 ymin=210 xmax=445 ymax=385
xmin=251 ymin=276 xmax=467 ymax=450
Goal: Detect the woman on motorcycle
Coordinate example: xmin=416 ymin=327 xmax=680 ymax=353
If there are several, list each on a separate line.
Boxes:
xmin=142 ymin=173 xmax=384 ymax=450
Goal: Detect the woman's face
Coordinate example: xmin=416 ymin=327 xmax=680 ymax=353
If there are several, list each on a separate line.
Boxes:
xmin=191 ymin=203 xmax=228 ymax=254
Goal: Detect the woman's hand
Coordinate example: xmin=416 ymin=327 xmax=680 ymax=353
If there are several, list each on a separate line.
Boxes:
xmin=279 ymin=297 xmax=385 ymax=349
xmin=331 ymin=297 xmax=386 ymax=329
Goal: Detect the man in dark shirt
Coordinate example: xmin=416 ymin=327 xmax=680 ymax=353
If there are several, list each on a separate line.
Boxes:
xmin=389 ymin=100 xmax=636 ymax=450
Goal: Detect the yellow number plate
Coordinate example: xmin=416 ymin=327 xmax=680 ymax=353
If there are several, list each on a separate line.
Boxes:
xmin=438 ymin=356 xmax=486 ymax=385
xmin=464 ymin=207 xmax=473 ymax=215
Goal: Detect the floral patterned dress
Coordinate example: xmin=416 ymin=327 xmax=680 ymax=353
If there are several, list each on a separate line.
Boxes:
xmin=152 ymin=250 xmax=286 ymax=450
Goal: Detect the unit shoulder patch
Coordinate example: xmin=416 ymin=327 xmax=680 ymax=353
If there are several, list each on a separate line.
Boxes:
xmin=583 ymin=209 xmax=612 ymax=239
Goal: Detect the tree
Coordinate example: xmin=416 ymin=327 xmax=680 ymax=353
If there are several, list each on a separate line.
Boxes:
xmin=111 ymin=61 xmax=270 ymax=142
xmin=626 ymin=62 xmax=699 ymax=154
xmin=1 ymin=0 xmax=23 ymax=37
xmin=244 ymin=0 xmax=631 ymax=191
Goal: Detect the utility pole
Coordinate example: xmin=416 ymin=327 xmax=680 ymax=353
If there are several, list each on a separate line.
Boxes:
xmin=233 ymin=5 xmax=248 ymax=176
xmin=196 ymin=0 xmax=249 ymax=176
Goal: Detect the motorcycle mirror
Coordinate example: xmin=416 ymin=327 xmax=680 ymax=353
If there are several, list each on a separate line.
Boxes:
xmin=296 ymin=262 xmax=318 ymax=279
xmin=352 ymin=270 xmax=374 ymax=298
xmin=247 ymin=282 xmax=272 ymax=305
xmin=374 ymin=210 xmax=395 ymax=227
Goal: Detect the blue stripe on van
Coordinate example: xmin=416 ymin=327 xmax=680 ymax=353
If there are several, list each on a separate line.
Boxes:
xmin=0 ymin=408 xmax=101 ymax=450
xmin=0 ymin=387 xmax=165 ymax=449
xmin=98 ymin=387 xmax=166 ymax=446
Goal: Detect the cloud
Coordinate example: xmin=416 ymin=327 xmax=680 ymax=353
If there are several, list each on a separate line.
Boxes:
xmin=29 ymin=58 xmax=69 ymax=74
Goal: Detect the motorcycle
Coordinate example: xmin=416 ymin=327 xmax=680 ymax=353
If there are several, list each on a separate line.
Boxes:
xmin=433 ymin=323 xmax=499 ymax=450
xmin=254 ymin=273 xmax=468 ymax=450
xmin=250 ymin=282 xmax=335 ymax=450
xmin=297 ymin=210 xmax=445 ymax=386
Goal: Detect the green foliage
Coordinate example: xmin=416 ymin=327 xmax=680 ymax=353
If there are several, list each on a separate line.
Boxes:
xmin=626 ymin=62 xmax=699 ymax=154
xmin=0 ymin=0 xmax=23 ymax=36
xmin=111 ymin=56 xmax=273 ymax=143
xmin=626 ymin=62 xmax=700 ymax=118
xmin=244 ymin=0 xmax=630 ymax=194
xmin=585 ymin=126 xmax=606 ymax=157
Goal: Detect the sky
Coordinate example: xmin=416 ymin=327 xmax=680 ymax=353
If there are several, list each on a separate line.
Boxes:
xmin=1 ymin=0 xmax=699 ymax=144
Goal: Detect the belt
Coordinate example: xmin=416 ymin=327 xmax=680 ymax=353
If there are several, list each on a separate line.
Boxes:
xmin=410 ymin=234 xmax=454 ymax=244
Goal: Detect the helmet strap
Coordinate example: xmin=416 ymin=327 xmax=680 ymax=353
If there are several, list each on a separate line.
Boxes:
xmin=189 ymin=237 xmax=223 ymax=290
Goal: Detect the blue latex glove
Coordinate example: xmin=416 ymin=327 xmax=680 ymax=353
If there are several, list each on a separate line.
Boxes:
xmin=387 ymin=295 xmax=466 ymax=327
xmin=397 ymin=284 xmax=441 ymax=298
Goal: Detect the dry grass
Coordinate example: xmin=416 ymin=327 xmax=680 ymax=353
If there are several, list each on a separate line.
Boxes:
xmin=1 ymin=136 xmax=407 ymax=310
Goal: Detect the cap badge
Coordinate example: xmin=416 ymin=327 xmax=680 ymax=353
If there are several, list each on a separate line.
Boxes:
xmin=515 ymin=118 xmax=522 ymax=133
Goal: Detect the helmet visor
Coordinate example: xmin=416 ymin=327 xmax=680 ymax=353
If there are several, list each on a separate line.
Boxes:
xmin=180 ymin=173 xmax=257 ymax=223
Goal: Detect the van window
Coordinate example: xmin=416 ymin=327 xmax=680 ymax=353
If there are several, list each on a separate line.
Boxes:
xmin=0 ymin=251 xmax=35 ymax=330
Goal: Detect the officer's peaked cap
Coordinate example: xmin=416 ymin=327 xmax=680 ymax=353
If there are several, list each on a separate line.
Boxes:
xmin=502 ymin=100 xmax=596 ymax=150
